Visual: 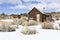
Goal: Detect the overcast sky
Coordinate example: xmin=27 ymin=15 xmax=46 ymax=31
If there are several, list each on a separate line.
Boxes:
xmin=0 ymin=0 xmax=60 ymax=14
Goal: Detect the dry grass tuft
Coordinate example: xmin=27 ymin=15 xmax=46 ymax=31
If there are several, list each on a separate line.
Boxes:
xmin=42 ymin=22 xmax=53 ymax=29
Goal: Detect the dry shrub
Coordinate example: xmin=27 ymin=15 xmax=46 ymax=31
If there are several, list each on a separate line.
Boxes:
xmin=0 ymin=23 xmax=16 ymax=32
xmin=21 ymin=20 xmax=29 ymax=26
xmin=20 ymin=16 xmax=29 ymax=26
xmin=29 ymin=20 xmax=37 ymax=26
xmin=13 ymin=19 xmax=21 ymax=25
xmin=8 ymin=27 xmax=16 ymax=32
xmin=42 ymin=22 xmax=53 ymax=29
xmin=21 ymin=20 xmax=37 ymax=26
xmin=20 ymin=16 xmax=37 ymax=26
xmin=21 ymin=27 xmax=37 ymax=35
xmin=0 ymin=25 xmax=3 ymax=31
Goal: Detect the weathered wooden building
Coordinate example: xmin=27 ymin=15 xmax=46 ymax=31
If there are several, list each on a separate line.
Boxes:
xmin=45 ymin=12 xmax=60 ymax=20
xmin=28 ymin=7 xmax=52 ymax=22
xmin=10 ymin=14 xmax=21 ymax=19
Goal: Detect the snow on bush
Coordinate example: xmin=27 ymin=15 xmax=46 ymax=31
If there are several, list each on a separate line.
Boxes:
xmin=20 ymin=24 xmax=42 ymax=35
xmin=33 ymin=25 xmax=42 ymax=32
xmin=0 ymin=19 xmax=13 ymax=22
xmin=11 ymin=25 xmax=18 ymax=29
xmin=53 ymin=20 xmax=60 ymax=30
xmin=21 ymin=27 xmax=37 ymax=35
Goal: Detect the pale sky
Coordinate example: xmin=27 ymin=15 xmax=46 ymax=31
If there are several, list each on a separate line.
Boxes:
xmin=0 ymin=0 xmax=60 ymax=14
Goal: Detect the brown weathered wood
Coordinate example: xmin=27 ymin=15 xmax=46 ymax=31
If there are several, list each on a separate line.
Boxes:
xmin=28 ymin=7 xmax=45 ymax=22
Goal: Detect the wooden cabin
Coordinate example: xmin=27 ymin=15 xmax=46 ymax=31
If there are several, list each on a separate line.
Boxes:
xmin=28 ymin=7 xmax=52 ymax=22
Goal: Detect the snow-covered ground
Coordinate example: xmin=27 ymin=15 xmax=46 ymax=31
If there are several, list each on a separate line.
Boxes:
xmin=0 ymin=25 xmax=60 ymax=40
xmin=0 ymin=19 xmax=60 ymax=40
xmin=0 ymin=19 xmax=13 ymax=22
